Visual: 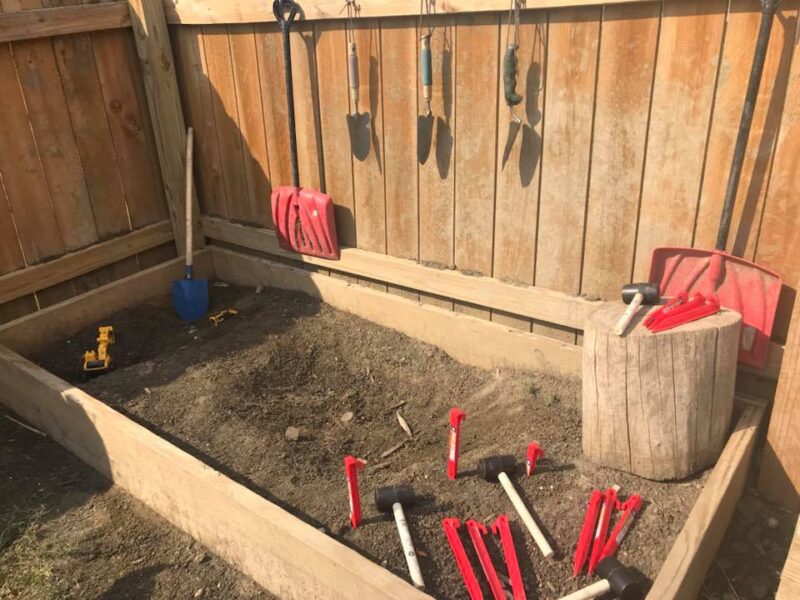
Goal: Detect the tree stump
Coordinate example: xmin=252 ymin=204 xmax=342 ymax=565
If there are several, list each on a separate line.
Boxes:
xmin=583 ymin=303 xmax=741 ymax=480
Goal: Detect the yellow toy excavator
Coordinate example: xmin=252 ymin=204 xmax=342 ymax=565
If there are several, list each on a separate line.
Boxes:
xmin=82 ymin=326 xmax=115 ymax=376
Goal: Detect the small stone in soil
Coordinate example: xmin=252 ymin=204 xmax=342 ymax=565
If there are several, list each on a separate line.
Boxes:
xmin=285 ymin=426 xmax=302 ymax=441
xmin=340 ymin=411 xmax=354 ymax=424
xmin=194 ymin=588 xmax=204 ymax=598
xmin=766 ymin=516 xmax=779 ymax=529
xmin=193 ymin=552 xmax=208 ymax=563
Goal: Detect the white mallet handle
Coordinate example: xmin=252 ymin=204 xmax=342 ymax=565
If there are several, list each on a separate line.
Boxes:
xmin=393 ymin=502 xmax=425 ymax=589
xmin=497 ymin=471 xmax=554 ymax=558
xmin=558 ymin=579 xmax=612 ymax=600
xmin=613 ymin=292 xmax=643 ymax=336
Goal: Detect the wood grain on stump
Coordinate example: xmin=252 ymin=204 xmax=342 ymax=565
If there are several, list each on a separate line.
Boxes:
xmin=583 ymin=303 xmax=741 ymax=480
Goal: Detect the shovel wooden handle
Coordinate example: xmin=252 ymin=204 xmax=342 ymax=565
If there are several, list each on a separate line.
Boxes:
xmin=347 ymin=41 xmax=359 ymax=108
xmin=185 ymin=127 xmax=194 ymax=271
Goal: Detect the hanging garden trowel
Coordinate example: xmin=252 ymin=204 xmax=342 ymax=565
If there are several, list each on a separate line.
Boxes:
xmin=346 ymin=38 xmax=370 ymax=160
xmin=501 ymin=2 xmax=524 ymax=169
xmin=417 ymin=33 xmax=434 ymax=164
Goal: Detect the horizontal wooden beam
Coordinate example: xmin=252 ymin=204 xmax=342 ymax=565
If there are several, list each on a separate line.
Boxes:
xmin=0 ymin=250 xmax=211 ymax=357
xmin=211 ymin=246 xmax=583 ymax=376
xmin=0 ymin=2 xmax=131 ymax=43
xmin=164 ymin=0 xmax=660 ymax=24
xmin=0 ymin=221 xmax=174 ymax=305
xmin=201 ymin=216 xmax=600 ymax=330
xmin=0 ymin=344 xmax=431 ymax=599
xmin=647 ymin=399 xmax=766 ymax=599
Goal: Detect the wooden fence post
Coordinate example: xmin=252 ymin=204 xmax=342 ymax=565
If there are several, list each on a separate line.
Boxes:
xmin=758 ymin=285 xmax=800 ymax=510
xmin=127 ymin=0 xmax=203 ymax=254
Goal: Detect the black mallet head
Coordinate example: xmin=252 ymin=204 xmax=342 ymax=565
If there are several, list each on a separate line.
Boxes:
xmin=477 ymin=455 xmax=517 ymax=481
xmin=621 ymin=282 xmax=660 ymax=305
xmin=597 ymin=557 xmax=646 ymax=600
xmin=374 ymin=486 xmax=418 ymax=513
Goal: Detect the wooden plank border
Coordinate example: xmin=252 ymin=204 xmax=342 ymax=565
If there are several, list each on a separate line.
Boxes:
xmin=0 ymin=344 xmax=431 ymax=600
xmin=0 ymin=2 xmax=131 ymax=43
xmin=647 ymin=400 xmax=766 ymax=599
xmin=0 ymin=220 xmax=173 ymax=305
xmin=202 ymin=216 xmax=601 ymax=330
xmin=211 ymin=246 xmax=583 ymax=376
xmin=0 ymin=250 xmax=212 ymax=357
xmin=165 ymin=0 xmax=662 ymax=24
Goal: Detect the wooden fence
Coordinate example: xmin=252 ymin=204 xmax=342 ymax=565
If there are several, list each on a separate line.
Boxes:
xmin=171 ymin=0 xmax=800 ymax=342
xmin=0 ymin=1 xmax=173 ymax=325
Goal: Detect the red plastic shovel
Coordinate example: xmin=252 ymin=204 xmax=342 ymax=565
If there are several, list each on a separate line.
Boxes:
xmin=649 ymin=0 xmax=781 ymax=369
xmin=272 ymin=0 xmax=339 ymax=260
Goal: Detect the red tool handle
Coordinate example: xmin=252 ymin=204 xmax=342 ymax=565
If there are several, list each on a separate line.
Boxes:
xmin=344 ymin=455 xmax=366 ymax=528
xmin=447 ymin=407 xmax=466 ymax=480
xmin=573 ymin=489 xmax=603 ymax=577
xmin=466 ymin=520 xmax=506 ymax=600
xmin=525 ymin=442 xmax=543 ymax=477
xmin=588 ymin=485 xmax=619 ymax=575
xmin=443 ymin=518 xmax=484 ymax=600
xmin=491 ymin=515 xmax=527 ymax=600
xmin=600 ymin=494 xmax=642 ymax=562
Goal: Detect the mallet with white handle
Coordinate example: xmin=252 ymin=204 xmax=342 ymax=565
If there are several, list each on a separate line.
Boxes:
xmin=558 ymin=557 xmax=645 ymax=600
xmin=477 ymin=455 xmax=554 ymax=558
xmin=613 ymin=283 xmax=660 ymax=336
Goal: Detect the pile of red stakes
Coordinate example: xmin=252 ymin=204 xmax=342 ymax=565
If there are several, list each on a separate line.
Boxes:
xmin=573 ymin=485 xmax=643 ymax=577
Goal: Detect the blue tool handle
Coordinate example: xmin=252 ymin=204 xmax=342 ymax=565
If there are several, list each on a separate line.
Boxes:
xmin=420 ymin=36 xmax=432 ymax=86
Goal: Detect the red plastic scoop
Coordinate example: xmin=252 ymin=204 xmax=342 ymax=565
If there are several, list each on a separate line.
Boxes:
xmin=271 ymin=186 xmax=339 ymax=260
xmin=649 ymin=248 xmax=780 ymax=368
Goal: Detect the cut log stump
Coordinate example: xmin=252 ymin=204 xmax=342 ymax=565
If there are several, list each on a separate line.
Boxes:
xmin=583 ymin=303 xmax=741 ymax=480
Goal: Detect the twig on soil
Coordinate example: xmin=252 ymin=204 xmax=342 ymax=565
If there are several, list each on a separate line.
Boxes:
xmin=396 ymin=411 xmax=413 ymax=439
xmin=715 ymin=561 xmax=741 ymax=600
xmin=387 ymin=400 xmax=406 ymax=412
xmin=701 ymin=583 xmax=719 ymax=600
xmin=369 ymin=462 xmax=392 ymax=470
xmin=380 ymin=440 xmax=407 ymax=458
xmin=5 ymin=415 xmax=46 ymax=437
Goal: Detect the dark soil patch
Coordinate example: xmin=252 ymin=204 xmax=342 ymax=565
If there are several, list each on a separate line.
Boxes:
xmin=0 ymin=413 xmax=270 ymax=599
xmin=33 ymin=285 xmax=708 ymax=599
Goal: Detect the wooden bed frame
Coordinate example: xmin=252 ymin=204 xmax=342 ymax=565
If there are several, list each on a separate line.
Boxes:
xmin=0 ymin=242 xmax=767 ymax=600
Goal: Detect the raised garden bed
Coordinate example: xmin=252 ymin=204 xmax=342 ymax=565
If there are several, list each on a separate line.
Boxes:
xmin=0 ymin=247 xmax=767 ymax=599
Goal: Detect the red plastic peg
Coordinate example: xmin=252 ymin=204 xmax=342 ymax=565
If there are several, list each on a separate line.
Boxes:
xmin=344 ymin=455 xmax=366 ymax=528
xmin=442 ymin=518 xmax=484 ymax=600
xmin=466 ymin=520 xmax=506 ymax=600
xmin=491 ymin=515 xmax=527 ymax=600
xmin=600 ymin=494 xmax=643 ymax=562
xmin=588 ymin=485 xmax=620 ymax=575
xmin=573 ymin=489 xmax=603 ymax=577
xmin=525 ymin=442 xmax=544 ymax=477
xmin=447 ymin=408 xmax=466 ymax=480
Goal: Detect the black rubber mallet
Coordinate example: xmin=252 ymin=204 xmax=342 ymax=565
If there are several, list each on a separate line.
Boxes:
xmin=375 ymin=486 xmax=425 ymax=589
xmin=614 ymin=282 xmax=660 ymax=336
xmin=558 ymin=557 xmax=646 ymax=600
xmin=478 ymin=455 xmax=554 ymax=558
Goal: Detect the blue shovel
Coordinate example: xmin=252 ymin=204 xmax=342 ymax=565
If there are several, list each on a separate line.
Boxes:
xmin=173 ymin=127 xmax=208 ymax=321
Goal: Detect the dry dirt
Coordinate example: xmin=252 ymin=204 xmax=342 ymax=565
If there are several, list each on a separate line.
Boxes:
xmin=28 ymin=285 xmax=713 ymax=599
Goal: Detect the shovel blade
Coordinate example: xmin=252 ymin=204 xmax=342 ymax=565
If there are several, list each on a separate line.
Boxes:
xmin=271 ymin=185 xmax=340 ymax=260
xmin=649 ymin=247 xmax=782 ymax=368
xmin=172 ymin=278 xmax=209 ymax=321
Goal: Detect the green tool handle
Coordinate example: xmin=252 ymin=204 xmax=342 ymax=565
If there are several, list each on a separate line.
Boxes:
xmin=420 ymin=35 xmax=432 ymax=105
xmin=348 ymin=41 xmax=360 ymax=108
xmin=503 ymin=44 xmax=523 ymax=106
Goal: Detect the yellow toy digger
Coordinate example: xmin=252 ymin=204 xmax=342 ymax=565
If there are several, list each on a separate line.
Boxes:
xmin=82 ymin=326 xmax=115 ymax=376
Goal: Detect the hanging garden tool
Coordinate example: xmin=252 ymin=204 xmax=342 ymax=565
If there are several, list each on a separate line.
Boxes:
xmin=417 ymin=0 xmax=435 ymax=164
xmin=501 ymin=0 xmax=524 ymax=169
xmin=272 ymin=0 xmax=340 ymax=260
xmin=345 ymin=0 xmax=370 ymax=160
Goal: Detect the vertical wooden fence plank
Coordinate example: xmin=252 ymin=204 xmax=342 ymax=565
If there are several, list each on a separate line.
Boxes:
xmin=581 ymin=3 xmax=659 ymax=301
xmin=694 ymin=0 xmax=799 ymax=257
xmin=230 ymin=25 xmax=272 ymax=227
xmin=535 ymin=6 xmax=600 ymax=340
xmin=202 ymin=26 xmax=252 ymax=223
xmin=0 ymin=179 xmax=37 ymax=323
xmin=492 ymin=10 xmax=546 ymax=330
xmin=314 ymin=21 xmax=355 ymax=246
xmin=633 ymin=0 xmax=726 ymax=280
xmin=173 ymin=25 xmax=227 ymax=218
xmin=417 ymin=15 xmax=456 ymax=309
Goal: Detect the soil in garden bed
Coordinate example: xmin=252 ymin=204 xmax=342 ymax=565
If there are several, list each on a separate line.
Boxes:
xmin=35 ymin=284 xmax=707 ymax=599
xmin=0 ymin=412 xmax=271 ymax=599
